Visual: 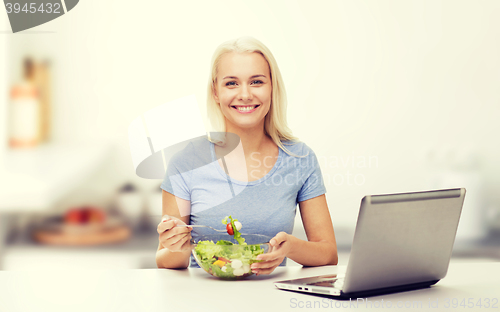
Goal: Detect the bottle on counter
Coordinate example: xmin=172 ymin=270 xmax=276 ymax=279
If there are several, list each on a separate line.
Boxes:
xmin=34 ymin=60 xmax=51 ymax=143
xmin=9 ymin=58 xmax=40 ymax=148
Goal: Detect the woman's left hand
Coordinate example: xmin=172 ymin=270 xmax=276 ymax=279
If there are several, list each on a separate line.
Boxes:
xmin=251 ymin=232 xmax=293 ymax=275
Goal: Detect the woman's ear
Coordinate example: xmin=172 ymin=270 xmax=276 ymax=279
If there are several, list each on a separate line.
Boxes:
xmin=213 ymin=83 xmax=219 ymax=103
xmin=212 ymin=81 xmax=220 ymax=104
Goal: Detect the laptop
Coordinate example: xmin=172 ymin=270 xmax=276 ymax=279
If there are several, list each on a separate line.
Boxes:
xmin=274 ymin=188 xmax=466 ymax=299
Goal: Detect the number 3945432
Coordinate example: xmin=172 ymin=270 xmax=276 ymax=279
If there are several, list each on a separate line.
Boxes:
xmin=5 ymin=2 xmax=62 ymax=14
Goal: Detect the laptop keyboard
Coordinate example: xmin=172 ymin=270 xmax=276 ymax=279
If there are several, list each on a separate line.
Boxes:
xmin=307 ymin=278 xmax=337 ymax=286
xmin=306 ymin=278 xmax=344 ymax=289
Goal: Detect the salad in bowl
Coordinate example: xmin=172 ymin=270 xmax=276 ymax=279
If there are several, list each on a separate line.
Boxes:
xmin=191 ymin=216 xmax=271 ymax=279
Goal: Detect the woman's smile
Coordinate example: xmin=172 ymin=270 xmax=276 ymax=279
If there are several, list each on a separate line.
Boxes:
xmin=231 ymin=104 xmax=261 ymax=114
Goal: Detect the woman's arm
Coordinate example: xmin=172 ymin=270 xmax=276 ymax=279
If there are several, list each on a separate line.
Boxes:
xmin=287 ymin=194 xmax=338 ymax=266
xmin=155 ymin=190 xmax=192 ymax=269
xmin=251 ymin=194 xmax=337 ymax=275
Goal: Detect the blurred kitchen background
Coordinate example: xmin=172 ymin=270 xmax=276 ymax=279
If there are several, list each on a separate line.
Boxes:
xmin=0 ymin=0 xmax=499 ymax=270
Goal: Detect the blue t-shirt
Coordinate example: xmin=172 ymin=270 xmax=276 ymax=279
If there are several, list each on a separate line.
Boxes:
xmin=160 ymin=137 xmax=326 ymax=267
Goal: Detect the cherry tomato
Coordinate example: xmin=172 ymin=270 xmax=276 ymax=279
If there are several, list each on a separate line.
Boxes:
xmin=226 ymin=223 xmax=234 ymax=235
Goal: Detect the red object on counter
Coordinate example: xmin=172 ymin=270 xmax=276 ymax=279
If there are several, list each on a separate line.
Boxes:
xmin=64 ymin=207 xmax=107 ymax=224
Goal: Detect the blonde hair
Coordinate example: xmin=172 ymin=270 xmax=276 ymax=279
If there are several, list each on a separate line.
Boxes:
xmin=206 ymin=36 xmax=300 ymax=155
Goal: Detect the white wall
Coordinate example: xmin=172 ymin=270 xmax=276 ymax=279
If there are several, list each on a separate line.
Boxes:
xmin=6 ymin=0 xmax=500 ymax=230
xmin=0 ymin=17 xmax=8 ymax=169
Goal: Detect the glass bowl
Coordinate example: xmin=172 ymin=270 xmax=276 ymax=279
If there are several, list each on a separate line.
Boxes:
xmin=191 ymin=234 xmax=272 ymax=279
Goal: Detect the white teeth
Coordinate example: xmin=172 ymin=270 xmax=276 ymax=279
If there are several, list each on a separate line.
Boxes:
xmin=236 ymin=106 xmax=257 ymax=112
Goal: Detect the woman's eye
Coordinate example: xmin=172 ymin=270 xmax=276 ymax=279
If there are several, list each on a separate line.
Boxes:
xmin=225 ymin=81 xmax=237 ymax=86
xmin=251 ymin=80 xmax=264 ymax=85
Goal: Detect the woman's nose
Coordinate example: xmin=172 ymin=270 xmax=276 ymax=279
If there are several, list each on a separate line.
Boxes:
xmin=238 ymin=85 xmax=252 ymax=101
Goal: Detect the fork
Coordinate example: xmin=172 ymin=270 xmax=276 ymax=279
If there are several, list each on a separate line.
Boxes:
xmin=175 ymin=224 xmax=227 ymax=233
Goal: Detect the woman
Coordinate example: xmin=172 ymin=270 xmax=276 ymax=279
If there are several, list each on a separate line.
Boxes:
xmin=156 ymin=37 xmax=338 ymax=274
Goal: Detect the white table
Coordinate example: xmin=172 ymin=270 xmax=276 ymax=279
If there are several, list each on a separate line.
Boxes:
xmin=0 ymin=262 xmax=498 ymax=312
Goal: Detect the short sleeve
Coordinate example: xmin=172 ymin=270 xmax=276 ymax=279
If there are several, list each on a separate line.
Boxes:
xmin=160 ymin=154 xmax=192 ymax=201
xmin=297 ymin=148 xmax=326 ymax=203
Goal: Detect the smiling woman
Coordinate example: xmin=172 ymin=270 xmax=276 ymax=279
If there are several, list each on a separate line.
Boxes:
xmin=156 ymin=37 xmax=338 ymax=274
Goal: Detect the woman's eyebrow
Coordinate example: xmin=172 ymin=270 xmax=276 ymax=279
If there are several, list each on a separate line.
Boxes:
xmin=222 ymin=74 xmax=267 ymax=80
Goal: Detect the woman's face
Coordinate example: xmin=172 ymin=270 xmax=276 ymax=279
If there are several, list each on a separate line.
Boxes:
xmin=213 ymin=52 xmax=272 ymax=132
